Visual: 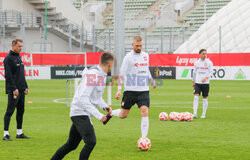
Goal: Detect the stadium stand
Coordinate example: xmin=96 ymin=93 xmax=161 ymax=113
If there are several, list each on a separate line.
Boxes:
xmin=0 ymin=0 xmax=105 ymax=52
xmin=175 ymin=0 xmax=250 ymax=53
xmin=183 ymin=0 xmax=231 ymax=32
xmin=0 ymin=0 xmax=232 ymax=53
xmin=72 ymin=0 xmax=231 ymax=53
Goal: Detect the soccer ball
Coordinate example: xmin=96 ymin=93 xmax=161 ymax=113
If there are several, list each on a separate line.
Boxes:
xmin=137 ymin=137 xmax=151 ymax=151
xmin=159 ymin=112 xmax=168 ymax=121
xmin=169 ymin=112 xmax=194 ymax=122
xmin=180 ymin=112 xmax=193 ymax=121
xmin=182 ymin=112 xmax=189 ymax=121
xmin=169 ymin=112 xmax=178 ymax=121
xmin=177 ymin=112 xmax=184 ymax=121
xmin=186 ymin=112 xmax=194 ymax=121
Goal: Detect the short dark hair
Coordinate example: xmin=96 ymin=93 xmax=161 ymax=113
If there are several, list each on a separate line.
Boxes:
xmin=133 ymin=36 xmax=142 ymax=42
xmin=100 ymin=52 xmax=115 ymax=65
xmin=199 ymin=49 xmax=207 ymax=54
xmin=12 ymin=39 xmax=23 ymax=45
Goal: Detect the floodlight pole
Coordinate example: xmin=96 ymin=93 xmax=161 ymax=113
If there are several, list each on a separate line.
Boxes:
xmin=1 ymin=23 xmax=6 ymax=52
xmin=44 ymin=0 xmax=48 ymax=52
xmin=161 ymin=26 xmax=163 ymax=53
xmin=219 ymin=26 xmax=222 ymax=53
xmin=80 ymin=1 xmax=84 ymax=52
xmin=114 ymin=0 xmax=125 ymax=76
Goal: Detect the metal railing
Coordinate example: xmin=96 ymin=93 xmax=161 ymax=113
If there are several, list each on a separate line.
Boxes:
xmin=1 ymin=9 xmax=195 ymax=53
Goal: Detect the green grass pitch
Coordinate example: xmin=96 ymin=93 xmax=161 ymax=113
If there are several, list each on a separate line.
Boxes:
xmin=0 ymin=79 xmax=250 ymax=160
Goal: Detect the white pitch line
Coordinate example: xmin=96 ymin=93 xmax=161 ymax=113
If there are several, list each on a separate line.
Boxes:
xmin=26 ymin=107 xmax=49 ymax=109
xmin=52 ymin=98 xmax=250 ymax=110
xmin=53 ymin=98 xmax=222 ymax=106
xmin=0 ymin=107 xmax=48 ymax=110
xmin=52 ymin=99 xmax=212 ymax=105
xmin=53 ymin=98 xmax=71 ymax=104
xmin=111 ymin=101 xmax=221 ymax=106
xmin=151 ymin=106 xmax=250 ymax=110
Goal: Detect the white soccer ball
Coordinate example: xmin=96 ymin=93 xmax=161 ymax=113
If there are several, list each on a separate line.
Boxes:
xmin=159 ymin=112 xmax=168 ymax=121
xmin=169 ymin=112 xmax=178 ymax=121
xmin=169 ymin=112 xmax=193 ymax=122
xmin=177 ymin=112 xmax=185 ymax=121
xmin=181 ymin=112 xmax=193 ymax=121
xmin=137 ymin=137 xmax=151 ymax=151
xmin=186 ymin=112 xmax=194 ymax=121
xmin=182 ymin=112 xmax=189 ymax=121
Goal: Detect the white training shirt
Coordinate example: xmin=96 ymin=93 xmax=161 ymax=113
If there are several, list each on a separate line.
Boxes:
xmin=70 ymin=65 xmax=108 ymax=120
xmin=118 ymin=50 xmax=153 ymax=91
xmin=193 ymin=58 xmax=213 ymax=84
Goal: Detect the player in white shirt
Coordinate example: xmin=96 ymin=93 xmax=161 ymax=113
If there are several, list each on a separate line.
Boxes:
xmin=192 ymin=49 xmax=213 ymax=119
xmin=51 ymin=52 xmax=114 ymax=160
xmin=103 ymin=36 xmax=156 ymax=139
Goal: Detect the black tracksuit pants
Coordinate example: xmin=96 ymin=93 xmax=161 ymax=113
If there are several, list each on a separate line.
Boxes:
xmin=51 ymin=116 xmax=96 ymax=160
xmin=4 ymin=91 xmax=25 ymax=131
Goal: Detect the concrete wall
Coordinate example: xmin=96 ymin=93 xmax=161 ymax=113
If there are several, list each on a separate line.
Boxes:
xmin=2 ymin=0 xmax=37 ymax=12
xmin=2 ymin=0 xmax=88 ymax=25
xmin=1 ymin=28 xmax=94 ymax=53
xmin=0 ymin=0 xmax=2 ymax=10
xmin=0 ymin=0 xmax=96 ymax=53
xmin=49 ymin=0 xmax=84 ymax=25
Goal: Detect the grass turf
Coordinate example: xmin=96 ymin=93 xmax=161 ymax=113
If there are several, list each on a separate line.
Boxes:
xmin=0 ymin=79 xmax=250 ymax=160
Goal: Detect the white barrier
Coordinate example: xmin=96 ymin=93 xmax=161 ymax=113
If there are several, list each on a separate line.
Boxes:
xmin=176 ymin=66 xmax=250 ymax=80
xmin=0 ymin=66 xmax=51 ymax=80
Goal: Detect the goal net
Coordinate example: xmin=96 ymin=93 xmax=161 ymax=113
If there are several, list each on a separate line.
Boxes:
xmin=66 ymin=77 xmax=112 ymax=107
xmin=29 ymin=52 xmax=112 ymax=106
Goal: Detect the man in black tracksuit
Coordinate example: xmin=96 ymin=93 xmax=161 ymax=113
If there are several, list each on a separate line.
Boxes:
xmin=3 ymin=39 xmax=30 ymax=141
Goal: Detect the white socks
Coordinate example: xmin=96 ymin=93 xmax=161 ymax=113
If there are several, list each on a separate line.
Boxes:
xmin=193 ymin=96 xmax=208 ymax=116
xmin=111 ymin=109 xmax=149 ymax=137
xmin=3 ymin=129 xmax=23 ymax=136
xmin=202 ymin=99 xmax=208 ymax=116
xmin=141 ymin=117 xmax=149 ymax=138
xmin=4 ymin=131 xmax=9 ymax=136
xmin=193 ymin=96 xmax=199 ymax=115
xmin=17 ymin=129 xmax=23 ymax=135
xmin=111 ymin=109 xmax=121 ymax=117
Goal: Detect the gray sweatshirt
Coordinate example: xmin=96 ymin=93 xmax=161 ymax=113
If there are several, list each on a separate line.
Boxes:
xmin=70 ymin=65 xmax=108 ymax=120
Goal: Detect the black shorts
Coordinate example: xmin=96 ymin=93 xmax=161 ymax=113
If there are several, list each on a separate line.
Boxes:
xmin=194 ymin=83 xmax=210 ymax=97
xmin=121 ymin=91 xmax=150 ymax=110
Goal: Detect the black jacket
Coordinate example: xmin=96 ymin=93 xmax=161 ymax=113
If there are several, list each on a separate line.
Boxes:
xmin=4 ymin=50 xmax=28 ymax=94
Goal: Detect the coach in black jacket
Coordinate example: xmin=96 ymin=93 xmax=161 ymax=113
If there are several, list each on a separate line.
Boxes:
xmin=3 ymin=39 xmax=30 ymax=141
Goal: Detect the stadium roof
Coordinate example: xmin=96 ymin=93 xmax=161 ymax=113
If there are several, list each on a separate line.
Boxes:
xmin=175 ymin=0 xmax=250 ymax=53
